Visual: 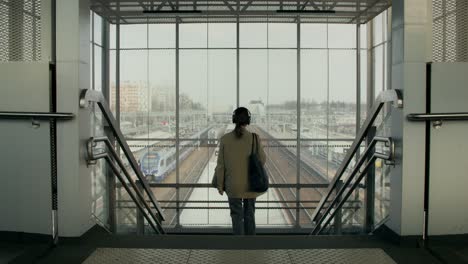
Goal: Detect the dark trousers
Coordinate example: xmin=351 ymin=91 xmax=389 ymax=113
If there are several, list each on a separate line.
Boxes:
xmin=228 ymin=198 xmax=256 ymax=235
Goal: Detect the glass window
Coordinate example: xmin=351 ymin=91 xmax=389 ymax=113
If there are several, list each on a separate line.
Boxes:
xmin=360 ymin=51 xmax=368 ymax=126
xmin=359 ymin=23 xmax=367 ymax=50
xmin=120 ymin=24 xmax=147 ymax=49
xmin=179 ymin=50 xmax=208 ymax=135
xmin=301 ymin=24 xmax=327 ymax=48
xmin=149 ymin=50 xmax=176 ymax=139
xmin=149 ymin=24 xmax=175 ymax=48
xmin=240 ymin=49 xmax=268 ymax=122
xmin=240 ymin=23 xmax=267 ymax=48
xmin=119 ymin=50 xmax=149 ymax=138
xmin=93 ymin=13 xmax=102 ymax=45
xmin=373 ymin=45 xmax=384 ymax=99
xmin=373 ymin=13 xmax=384 ymax=46
xmin=300 ymin=50 xmax=327 ymax=140
xmin=328 ymin=24 xmax=356 ymax=49
xmin=180 ymin=24 xmax=207 ymax=48
xmin=268 ymin=50 xmax=297 ymax=139
xmin=110 ymin=23 xmax=116 ymax=49
xmin=268 ymin=23 xmax=297 ymax=48
xmin=208 ymin=23 xmax=236 ymax=48
xmin=94 ymin=45 xmax=102 ymax=91
xmin=208 ymin=50 xmax=237 ymax=122
xmin=329 ymin=50 xmax=357 ymax=138
xmin=110 ymin=50 xmax=116 ymax=114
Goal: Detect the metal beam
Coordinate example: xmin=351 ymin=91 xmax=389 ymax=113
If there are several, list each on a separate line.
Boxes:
xmin=222 ymin=0 xmax=235 ymax=11
xmin=300 ymin=0 xmax=320 ymax=11
xmin=350 ymin=0 xmax=383 ymax=23
xmin=241 ymin=0 xmax=253 ymax=11
xmin=156 ymin=0 xmax=170 ymax=11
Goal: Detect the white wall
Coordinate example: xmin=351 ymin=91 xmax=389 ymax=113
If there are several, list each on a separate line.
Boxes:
xmin=0 ymin=0 xmax=53 ymax=235
xmin=428 ymin=63 xmax=468 ymax=235
xmin=0 ymin=0 xmax=94 ymax=237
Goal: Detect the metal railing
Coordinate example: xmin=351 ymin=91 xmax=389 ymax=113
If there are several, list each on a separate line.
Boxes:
xmin=0 ymin=111 xmax=75 ymax=244
xmin=310 ymin=89 xmax=403 ymax=235
xmin=0 ymin=111 xmax=74 ymax=120
xmin=407 ymin=111 xmax=468 ymax=242
xmin=407 ymin=112 xmax=468 ymax=122
xmin=310 ymin=136 xmax=395 ymax=234
xmin=79 ymin=89 xmax=166 ymax=234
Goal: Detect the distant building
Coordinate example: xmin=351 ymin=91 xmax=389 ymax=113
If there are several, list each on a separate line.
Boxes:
xmin=110 ymin=81 xmax=151 ymax=113
xmin=151 ymin=86 xmax=176 ymax=112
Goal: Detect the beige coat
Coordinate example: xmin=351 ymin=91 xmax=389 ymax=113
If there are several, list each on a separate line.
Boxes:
xmin=214 ymin=127 xmax=267 ymax=199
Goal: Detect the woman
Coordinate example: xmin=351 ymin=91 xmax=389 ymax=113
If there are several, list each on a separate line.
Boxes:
xmin=213 ymin=107 xmax=266 ymax=235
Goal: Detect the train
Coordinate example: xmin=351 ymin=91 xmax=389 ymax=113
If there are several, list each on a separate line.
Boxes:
xmin=138 ymin=125 xmax=240 ymax=182
xmin=139 ymin=139 xmax=197 ymax=182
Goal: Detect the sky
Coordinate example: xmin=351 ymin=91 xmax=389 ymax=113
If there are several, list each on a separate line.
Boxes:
xmin=107 ymin=22 xmax=373 ymax=113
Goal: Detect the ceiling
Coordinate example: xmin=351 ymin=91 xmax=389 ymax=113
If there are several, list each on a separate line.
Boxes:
xmin=90 ymin=0 xmax=391 ymax=24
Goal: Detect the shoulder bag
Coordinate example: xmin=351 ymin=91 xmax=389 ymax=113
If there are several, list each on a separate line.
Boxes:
xmin=248 ymin=133 xmax=269 ymax=192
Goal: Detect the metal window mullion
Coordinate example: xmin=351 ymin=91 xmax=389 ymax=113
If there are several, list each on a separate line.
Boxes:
xmin=296 ymin=17 xmax=301 ymax=228
xmin=326 ymin=18 xmax=330 ymax=182
xmin=103 ymin=19 xmax=110 ymax=100
xmin=92 ymin=13 xmax=95 ymax=91
xmin=101 ymin=16 xmax=116 ymax=233
xmin=356 ymin=2 xmax=361 ymax=134
xmin=175 ymin=17 xmax=180 ymax=228
xmin=367 ymin=19 xmax=374 ymax=114
xmin=236 ymin=16 xmax=239 ymax=108
xmin=381 ymin=11 xmax=386 ymax=93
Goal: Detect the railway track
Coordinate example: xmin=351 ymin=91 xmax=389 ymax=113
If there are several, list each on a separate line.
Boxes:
xmin=115 ymin=145 xmax=212 ymax=229
xmin=250 ymin=126 xmax=331 ymax=226
xmin=116 ymin=126 xmax=361 ymax=231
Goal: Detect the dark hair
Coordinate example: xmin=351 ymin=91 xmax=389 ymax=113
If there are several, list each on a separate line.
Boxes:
xmin=232 ymin=107 xmax=251 ymax=138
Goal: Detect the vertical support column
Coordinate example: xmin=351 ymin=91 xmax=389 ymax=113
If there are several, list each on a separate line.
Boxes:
xmin=136 ymin=181 xmax=145 ymax=235
xmin=50 ymin=0 xmax=58 ymax=244
xmin=175 ymin=17 xmax=181 ymax=228
xmin=364 ymin=126 xmax=376 ymax=233
xmin=333 ymin=180 xmax=343 ymax=234
xmin=108 ymin=18 xmax=120 ymax=233
xmin=387 ymin=0 xmax=432 ymax=236
xmin=116 ymin=9 xmax=121 ymax=127
xmin=295 ymin=17 xmax=301 ymax=229
xmin=56 ymin=0 xmax=93 ymax=237
xmin=102 ymin=20 xmax=110 ymax=100
xmin=102 ymin=20 xmax=115 ymax=233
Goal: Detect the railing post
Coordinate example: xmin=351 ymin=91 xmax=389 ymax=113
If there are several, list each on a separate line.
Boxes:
xmin=136 ymin=180 xmax=145 ymax=235
xmin=104 ymin=123 xmax=117 ymax=233
xmin=333 ymin=180 xmax=343 ymax=234
xmin=364 ymin=126 xmax=376 ymax=233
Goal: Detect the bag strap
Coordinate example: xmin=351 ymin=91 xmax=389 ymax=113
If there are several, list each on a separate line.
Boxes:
xmin=252 ymin=133 xmax=258 ymax=155
xmin=251 ymin=133 xmax=255 ymax=155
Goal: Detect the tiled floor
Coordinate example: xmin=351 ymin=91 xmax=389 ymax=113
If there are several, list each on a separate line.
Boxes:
xmin=8 ymin=226 xmax=468 ymax=264
xmin=83 ymin=248 xmax=397 ymax=264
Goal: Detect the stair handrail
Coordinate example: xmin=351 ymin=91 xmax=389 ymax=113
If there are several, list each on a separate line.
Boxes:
xmin=79 ymin=89 xmax=166 ymax=224
xmin=311 ymin=136 xmax=394 ymax=234
xmin=310 ymin=89 xmax=402 ymax=230
xmin=87 ymin=137 xmax=165 ymax=234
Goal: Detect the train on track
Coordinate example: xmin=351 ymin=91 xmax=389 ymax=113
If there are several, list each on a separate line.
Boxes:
xmin=139 ymin=139 xmax=195 ymax=182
